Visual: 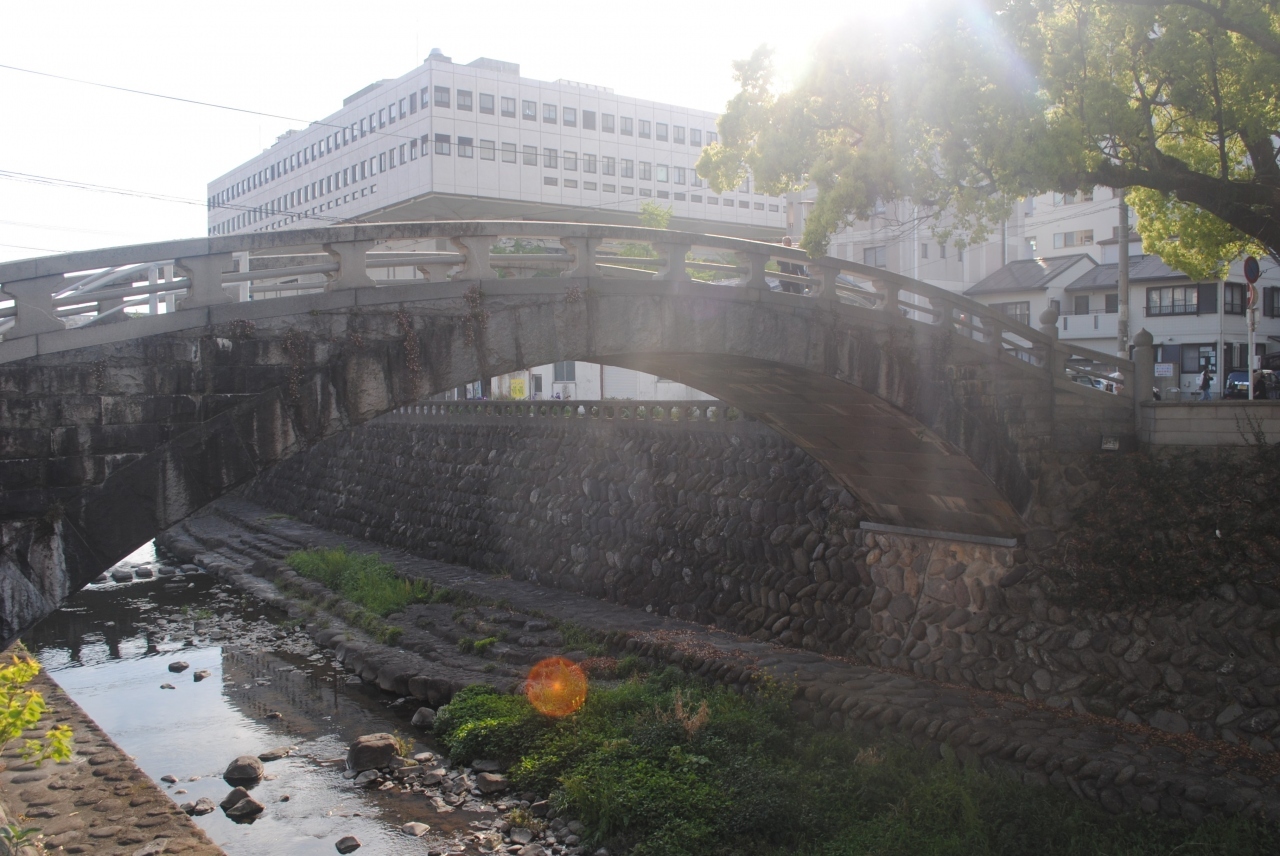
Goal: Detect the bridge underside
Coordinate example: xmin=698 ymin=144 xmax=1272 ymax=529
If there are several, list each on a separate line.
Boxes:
xmin=609 ymin=354 xmax=1024 ymax=538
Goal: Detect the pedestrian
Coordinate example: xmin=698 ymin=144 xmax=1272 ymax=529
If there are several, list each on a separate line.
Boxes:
xmin=1199 ymin=366 xmax=1213 ymax=401
xmin=778 ymin=237 xmax=805 ymax=294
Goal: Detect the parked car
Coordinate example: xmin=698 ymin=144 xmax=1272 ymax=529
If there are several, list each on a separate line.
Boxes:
xmin=1225 ymin=370 xmax=1277 ymax=399
xmin=1070 ymin=374 xmax=1118 ymax=394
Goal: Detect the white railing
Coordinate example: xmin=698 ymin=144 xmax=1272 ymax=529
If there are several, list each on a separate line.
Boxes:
xmin=0 ymin=221 xmax=1133 ymax=399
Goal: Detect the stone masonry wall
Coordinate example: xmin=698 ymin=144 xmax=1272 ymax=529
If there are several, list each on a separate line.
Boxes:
xmin=246 ymin=417 xmax=1280 ymax=753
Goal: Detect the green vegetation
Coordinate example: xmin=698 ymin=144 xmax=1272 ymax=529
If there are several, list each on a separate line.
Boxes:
xmin=0 ymin=655 xmax=73 ymax=767
xmin=458 ymin=636 xmax=500 ymax=655
xmin=557 ymin=622 xmax=607 ymax=657
xmin=286 ymin=547 xmax=434 ymax=616
xmin=435 ymin=668 xmax=1274 ymax=856
xmin=0 ymin=822 xmax=42 ymax=856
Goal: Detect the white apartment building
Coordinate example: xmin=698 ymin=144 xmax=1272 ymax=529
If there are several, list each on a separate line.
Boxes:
xmin=206 ymin=50 xmax=787 ymax=238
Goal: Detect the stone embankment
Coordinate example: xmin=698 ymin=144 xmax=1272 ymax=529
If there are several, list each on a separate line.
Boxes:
xmin=163 ymin=497 xmax=1280 ymax=826
xmin=0 ymin=663 xmax=222 ymax=856
xmin=246 ymin=418 xmax=1280 ymax=754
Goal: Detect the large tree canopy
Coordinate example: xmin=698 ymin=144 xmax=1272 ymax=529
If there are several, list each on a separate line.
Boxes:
xmin=699 ymin=0 xmax=1280 ymax=277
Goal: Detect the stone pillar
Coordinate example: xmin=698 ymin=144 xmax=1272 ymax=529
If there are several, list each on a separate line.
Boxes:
xmin=323 ymin=241 xmax=377 ymax=290
xmin=1133 ymin=329 xmax=1155 ymax=431
xmin=812 ymin=264 xmax=840 ymax=303
xmin=175 ymin=253 xmax=235 ymax=309
xmin=451 ymin=236 xmax=498 ymax=280
xmin=736 ymin=251 xmax=770 ymax=290
xmin=560 ymin=236 xmax=601 ymax=278
xmin=1038 ymin=304 xmax=1061 ymax=377
xmin=1 ymin=275 xmax=66 ymax=338
xmin=654 ymin=242 xmax=692 ymax=283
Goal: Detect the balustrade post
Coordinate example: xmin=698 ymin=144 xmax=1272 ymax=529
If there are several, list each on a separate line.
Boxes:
xmin=1038 ymin=305 xmax=1061 ymax=375
xmin=654 ymin=242 xmax=692 ymax=283
xmin=872 ymin=280 xmax=900 ymax=315
xmin=737 ymin=251 xmax=770 ymax=290
xmin=559 ymin=235 xmax=601 ymax=278
xmin=1 ymin=275 xmax=66 ymax=338
xmin=175 ymin=253 xmax=235 ymax=309
xmin=812 ymin=264 xmax=841 ymax=303
xmin=931 ymin=295 xmax=955 ymax=332
xmin=1133 ymin=328 xmax=1155 ymax=414
xmin=415 ymin=262 xmax=458 ymax=282
xmin=450 ymin=235 xmax=498 ymax=280
xmin=95 ymin=295 xmax=127 ymax=324
xmin=322 ymin=241 xmax=377 ymax=290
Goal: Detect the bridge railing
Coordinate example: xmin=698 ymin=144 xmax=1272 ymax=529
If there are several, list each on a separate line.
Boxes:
xmin=0 ymin=221 xmax=1133 ymax=398
xmin=382 ymin=398 xmax=754 ymax=429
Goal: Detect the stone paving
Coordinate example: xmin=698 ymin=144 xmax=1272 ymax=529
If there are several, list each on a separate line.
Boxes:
xmin=163 ymin=496 xmax=1280 ymax=828
xmin=0 ymin=661 xmax=223 ymax=856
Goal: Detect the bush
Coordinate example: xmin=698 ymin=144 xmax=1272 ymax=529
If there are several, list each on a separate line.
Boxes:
xmin=0 ymin=655 xmax=73 ymax=767
xmin=285 ymin=547 xmax=436 ymax=616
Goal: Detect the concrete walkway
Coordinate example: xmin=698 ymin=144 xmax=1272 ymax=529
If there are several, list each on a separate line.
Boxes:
xmin=165 ymin=496 xmax=1280 ymax=827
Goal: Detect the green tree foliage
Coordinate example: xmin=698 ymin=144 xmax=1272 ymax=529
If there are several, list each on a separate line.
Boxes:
xmin=638 ymin=201 xmax=673 ymax=230
xmin=699 ymin=1 xmax=1280 ymax=276
xmin=0 ymin=656 xmax=73 ymax=767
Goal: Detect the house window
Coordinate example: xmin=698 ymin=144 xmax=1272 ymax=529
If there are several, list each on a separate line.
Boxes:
xmin=563 ymin=107 xmax=577 ymax=126
xmin=544 ymin=148 xmax=558 ymax=168
xmin=523 ymin=100 xmax=537 ymax=120
xmin=434 ymin=86 xmax=450 ymax=108
xmin=1181 ymin=343 xmax=1217 ymax=374
xmin=434 ymin=134 xmax=450 ymax=155
xmin=639 ymin=161 xmax=652 ymax=180
xmin=602 ymin=156 xmax=615 ymax=176
xmin=1054 ymin=189 xmax=1095 ymax=205
xmin=622 ymin=159 xmax=634 ymax=178
xmin=863 ymin=246 xmax=887 ymax=268
xmin=1265 ymin=287 xmax=1280 ymax=317
xmin=523 ymin=145 xmax=538 ymax=166
xmin=479 ymin=93 xmax=495 ymax=114
xmin=619 ymin=116 xmax=632 ymax=135
xmin=563 ymin=151 xmax=578 ymax=171
xmin=992 ymin=301 xmax=1031 ymax=326
xmin=639 ymin=119 xmax=651 ymax=138
xmin=582 ymin=110 xmax=596 ymax=130
xmin=457 ymin=90 xmax=473 ymax=111
xmin=1053 ymin=229 xmax=1094 ymax=248
xmin=655 ymin=164 xmax=668 ymax=182
xmin=603 ymin=113 xmax=615 ymax=133
xmin=457 ymin=136 xmax=474 ymax=158
xmin=1225 ymin=282 xmax=1246 ymax=315
xmin=479 ymin=139 xmax=496 ymax=160
xmin=920 ymin=243 xmax=929 ymax=259
xmin=656 ymin=122 xmax=668 ymax=141
xmin=690 ymin=128 xmax=702 ymax=146
xmin=501 ymin=142 xmax=517 ymax=163
xmin=553 ymin=361 xmax=576 ymax=382
xmin=501 ymin=96 xmax=516 ymax=117
xmin=1146 ymin=285 xmax=1199 ymax=316
xmin=543 ymin=103 xmax=557 ymax=123
xmin=1105 ymin=293 xmax=1119 ymax=313
xmin=1073 ymin=295 xmax=1090 ymax=316
xmin=583 ymin=154 xmax=597 ymax=173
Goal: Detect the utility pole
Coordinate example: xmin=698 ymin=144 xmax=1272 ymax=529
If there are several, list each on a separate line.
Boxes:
xmin=1117 ymin=191 xmax=1130 ymax=358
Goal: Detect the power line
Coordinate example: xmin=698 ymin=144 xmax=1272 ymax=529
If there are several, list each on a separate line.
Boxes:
xmin=0 ymin=241 xmax=71 ymax=254
xmin=0 ymin=217 xmax=138 ymax=237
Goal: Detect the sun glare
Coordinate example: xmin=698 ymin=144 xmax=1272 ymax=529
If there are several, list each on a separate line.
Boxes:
xmin=525 ymin=656 xmax=588 ymax=718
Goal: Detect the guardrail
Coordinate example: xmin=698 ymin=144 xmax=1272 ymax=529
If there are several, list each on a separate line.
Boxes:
xmin=0 ymin=221 xmax=1133 ymax=400
xmin=382 ymin=398 xmax=751 ymax=428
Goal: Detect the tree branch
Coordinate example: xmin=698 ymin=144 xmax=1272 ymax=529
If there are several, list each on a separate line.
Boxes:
xmin=1112 ymin=0 xmax=1280 ymax=60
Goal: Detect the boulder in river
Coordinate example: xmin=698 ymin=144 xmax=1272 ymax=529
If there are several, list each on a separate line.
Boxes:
xmin=111 ymin=569 xmax=133 ymax=583
xmin=476 ymin=772 xmax=510 ymax=793
xmin=168 ymin=661 xmax=190 ymax=673
xmin=402 ymin=822 xmax=430 ymax=837
xmin=193 ymin=669 xmax=211 ymax=682
xmin=184 ymin=797 xmax=216 ymax=816
xmin=224 ymin=755 xmax=265 ymax=783
xmin=410 ymin=707 xmax=436 ymax=729
xmin=258 ymin=746 xmax=294 ymax=762
xmin=346 ymin=733 xmax=398 ymax=772
xmin=335 ymin=835 xmax=362 ymax=853
xmin=224 ymin=795 xmax=264 ymax=822
xmin=220 ymin=787 xmax=253 ymax=810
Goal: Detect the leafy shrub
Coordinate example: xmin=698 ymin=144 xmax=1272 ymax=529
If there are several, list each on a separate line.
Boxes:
xmin=0 ymin=656 xmax=73 ymax=766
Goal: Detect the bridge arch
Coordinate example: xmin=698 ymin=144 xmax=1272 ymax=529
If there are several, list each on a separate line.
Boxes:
xmin=0 ymin=222 xmax=1134 ymax=644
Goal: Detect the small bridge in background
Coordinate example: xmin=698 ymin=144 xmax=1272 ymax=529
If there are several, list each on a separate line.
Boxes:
xmin=0 ymin=221 xmax=1134 ymax=645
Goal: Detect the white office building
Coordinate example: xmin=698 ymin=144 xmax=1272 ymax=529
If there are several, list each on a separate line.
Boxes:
xmin=206 ymin=50 xmax=787 ymax=238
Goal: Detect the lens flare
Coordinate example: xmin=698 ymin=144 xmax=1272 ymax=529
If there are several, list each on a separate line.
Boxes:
xmin=525 ymin=657 xmax=588 ymax=718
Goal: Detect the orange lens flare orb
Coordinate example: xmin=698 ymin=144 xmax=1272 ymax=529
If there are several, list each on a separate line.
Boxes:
xmin=525 ymin=657 xmax=588 ymax=718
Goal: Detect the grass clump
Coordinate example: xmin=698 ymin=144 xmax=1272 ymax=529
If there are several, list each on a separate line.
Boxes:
xmin=434 ymin=667 xmax=1275 ymax=856
xmin=286 ymin=547 xmax=434 ymax=615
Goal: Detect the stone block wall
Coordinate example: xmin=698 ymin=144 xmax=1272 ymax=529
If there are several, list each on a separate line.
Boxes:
xmin=246 ymin=417 xmax=1280 ymax=752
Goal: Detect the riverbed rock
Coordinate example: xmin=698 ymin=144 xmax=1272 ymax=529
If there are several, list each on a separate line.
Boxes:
xmin=224 ymin=796 xmax=264 ymax=822
xmin=224 ymin=755 xmax=265 ymax=782
xmin=335 ymin=835 xmax=362 ymax=853
xmin=411 ymin=707 xmax=436 ymax=729
xmin=510 ymin=827 xmax=534 ymax=844
xmin=193 ymin=669 xmax=211 ymax=681
xmin=518 ymin=844 xmax=547 ymax=856
xmin=476 ymin=772 xmax=510 ymax=793
xmin=168 ymin=661 xmax=190 ymax=673
xmin=346 ymin=733 xmax=399 ymax=772
xmin=353 ymin=770 xmax=380 ymax=787
xmin=220 ymin=787 xmax=253 ymax=810
xmin=472 ymin=759 xmax=503 ymax=773
xmin=401 ymin=822 xmax=430 ymax=837
xmin=185 ymin=797 xmax=216 ymax=816
xmin=258 ymin=746 xmax=294 ymax=762
xmin=111 ymin=569 xmax=134 ymax=583
xmin=160 ymin=683 xmax=175 ymax=690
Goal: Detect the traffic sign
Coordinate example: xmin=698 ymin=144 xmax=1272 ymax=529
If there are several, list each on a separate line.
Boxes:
xmin=1245 ymin=255 xmax=1261 ymax=284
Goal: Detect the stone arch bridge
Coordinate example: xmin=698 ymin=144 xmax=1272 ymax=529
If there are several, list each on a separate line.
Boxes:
xmin=0 ymin=221 xmax=1133 ymax=645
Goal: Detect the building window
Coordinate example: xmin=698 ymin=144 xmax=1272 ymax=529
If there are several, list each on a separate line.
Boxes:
xmin=1181 ymin=343 xmax=1217 ymax=374
xmin=1073 ymin=295 xmax=1090 ymax=316
xmin=674 ymin=192 xmax=685 ymax=201
xmin=657 ymin=190 xmax=669 ymax=199
xmin=563 ymin=151 xmax=578 ymax=171
xmin=639 ymin=119 xmax=651 ymax=138
xmin=691 ymin=194 xmax=702 ymax=203
xmin=434 ymin=86 xmax=450 ymax=108
xmin=602 ymin=156 xmax=615 ymax=176
xmin=921 ymin=243 xmax=929 ymax=259
xmin=434 ymin=134 xmax=450 ymax=155
xmin=655 ymin=164 xmax=668 ymax=182
xmin=1265 ymin=287 xmax=1280 ymax=317
xmin=582 ymin=110 xmax=596 ymax=130
xmin=388 ymin=104 xmax=397 ymax=124
xmin=602 ymin=113 xmax=615 ymax=133
xmin=523 ymin=145 xmax=538 ymax=166
xmin=409 ymin=93 xmax=418 ymax=114
xmin=409 ymin=140 xmax=417 ymax=160
xmin=479 ymin=93 xmax=494 ymax=114
xmin=690 ymin=128 xmax=702 ymax=146
xmin=544 ymin=176 xmax=559 ymax=186
xmin=622 ymin=159 xmax=634 ymax=178
xmin=583 ymin=154 xmax=597 ymax=173
xmin=673 ymin=166 xmax=686 ymax=184
xmin=754 ymin=201 xmax=765 ymax=210
xmin=478 ymin=139 xmax=496 ymax=160
xmin=619 ymin=116 xmax=632 ymax=135
xmin=543 ymin=103 xmax=557 ymax=123
xmin=1053 ymin=229 xmax=1094 ymax=249
xmin=1146 ymin=285 xmax=1200 ymax=316
xmin=993 ymin=301 xmax=1031 ymax=326
xmin=378 ymin=107 xmax=386 ymax=128
xmin=622 ymin=185 xmax=634 ymax=194
xmin=768 ymin=204 xmax=779 ymax=212
xmin=1105 ymin=293 xmax=1119 ymax=313
xmin=706 ymin=197 xmax=718 ymax=205
xmin=553 ymin=361 xmax=576 ymax=382
xmin=501 ymin=142 xmax=517 ymax=163
xmin=640 ymin=188 xmax=652 ymax=197
xmin=863 ymin=246 xmax=887 ymax=268
xmin=501 ymin=96 xmax=517 ymax=118
xmin=584 ymin=181 xmax=597 ymax=190
xmin=523 ymin=100 xmax=537 ymax=120
xmin=564 ymin=179 xmax=578 ymax=188
xmin=656 ymin=122 xmax=669 ymax=141
xmin=603 ymin=184 xmax=616 ymax=192
xmin=692 ymin=175 xmax=703 ymax=188
xmin=457 ymin=90 xmax=473 ymax=111
xmin=544 ymin=148 xmax=558 ymax=168
xmin=673 ymin=125 xmax=685 ymax=144
xmin=639 ymin=161 xmax=652 ymax=180
xmin=458 ymin=136 xmax=474 ymax=158
xmin=1225 ymin=282 xmax=1246 ymax=315
xmin=563 ymin=107 xmax=576 ymax=126
xmin=1053 ymin=189 xmax=1095 ymax=205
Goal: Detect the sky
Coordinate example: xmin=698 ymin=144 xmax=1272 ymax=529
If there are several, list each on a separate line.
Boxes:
xmin=0 ymin=0 xmax=869 ymax=263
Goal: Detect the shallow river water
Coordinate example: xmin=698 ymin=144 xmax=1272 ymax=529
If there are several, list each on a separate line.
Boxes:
xmin=23 ymin=543 xmax=490 ymax=855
